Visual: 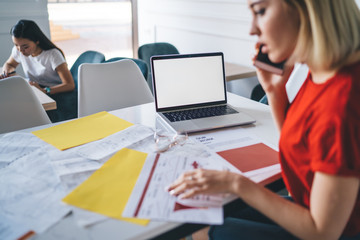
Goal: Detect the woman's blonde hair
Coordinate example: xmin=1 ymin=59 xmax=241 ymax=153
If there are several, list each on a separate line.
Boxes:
xmin=287 ymin=0 xmax=360 ymax=70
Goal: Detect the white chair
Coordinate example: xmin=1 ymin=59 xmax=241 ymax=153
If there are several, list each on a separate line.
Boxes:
xmin=78 ymin=59 xmax=154 ymax=117
xmin=0 ymin=76 xmax=51 ymax=134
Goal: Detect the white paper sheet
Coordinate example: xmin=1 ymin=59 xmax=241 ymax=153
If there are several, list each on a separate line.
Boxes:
xmin=74 ymin=124 xmax=154 ymax=160
xmin=52 ymin=156 xmax=103 ymax=176
xmin=0 ymin=214 xmax=31 ymax=240
xmin=0 ymin=131 xmax=107 ymax=228
xmin=191 ymin=127 xmax=264 ymax=152
xmin=123 ymin=153 xmax=225 ymax=224
xmin=0 ymin=148 xmax=70 ymax=234
xmin=71 ymin=207 xmax=108 ymax=228
xmin=0 ymin=132 xmax=47 ymax=168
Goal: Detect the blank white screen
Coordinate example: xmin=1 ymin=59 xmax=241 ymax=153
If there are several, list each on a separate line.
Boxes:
xmin=153 ymin=55 xmax=225 ymax=109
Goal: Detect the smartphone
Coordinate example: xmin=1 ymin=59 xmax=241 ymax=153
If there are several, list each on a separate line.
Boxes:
xmin=253 ymin=45 xmax=285 ymax=75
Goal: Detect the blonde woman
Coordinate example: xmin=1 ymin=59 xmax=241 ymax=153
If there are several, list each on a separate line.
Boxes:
xmin=168 ymin=1 xmax=360 ymax=239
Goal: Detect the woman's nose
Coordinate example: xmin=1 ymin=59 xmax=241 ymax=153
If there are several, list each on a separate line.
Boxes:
xmin=249 ymin=19 xmax=260 ymax=36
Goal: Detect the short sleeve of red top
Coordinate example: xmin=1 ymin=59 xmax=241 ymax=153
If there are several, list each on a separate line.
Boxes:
xmin=279 ymin=61 xmax=360 ymax=236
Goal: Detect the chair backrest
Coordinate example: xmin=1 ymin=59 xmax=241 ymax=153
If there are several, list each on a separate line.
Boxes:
xmin=70 ymin=50 xmax=106 ymax=88
xmin=78 ymin=59 xmax=154 ymax=117
xmin=250 ymin=84 xmax=265 ymax=102
xmin=51 ymin=50 xmax=105 ymax=123
xmin=103 ymin=57 xmax=148 ymax=79
xmin=138 ymin=42 xmax=179 ymax=68
xmin=137 ymin=42 xmax=179 ymax=92
xmin=0 ymin=76 xmax=51 ymax=134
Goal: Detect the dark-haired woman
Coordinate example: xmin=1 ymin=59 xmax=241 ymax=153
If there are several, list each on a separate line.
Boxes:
xmin=1 ymin=19 xmax=74 ymax=95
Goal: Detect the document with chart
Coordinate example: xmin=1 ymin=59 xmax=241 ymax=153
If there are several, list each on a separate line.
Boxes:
xmin=190 ymin=127 xmax=281 ymax=183
xmin=122 ymin=153 xmax=225 ymax=224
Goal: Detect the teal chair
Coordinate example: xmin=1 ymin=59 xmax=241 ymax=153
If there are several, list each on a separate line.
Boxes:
xmin=138 ymin=42 xmax=179 ymax=92
xmin=250 ymin=84 xmax=265 ymax=102
xmin=250 ymin=84 xmax=268 ymax=105
xmin=103 ymin=57 xmax=148 ymax=79
xmin=47 ymin=50 xmax=105 ymax=123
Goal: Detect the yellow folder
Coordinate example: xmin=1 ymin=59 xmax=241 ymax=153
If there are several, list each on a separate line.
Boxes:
xmin=62 ymin=148 xmax=149 ymax=225
xmin=32 ymin=111 xmax=133 ymax=150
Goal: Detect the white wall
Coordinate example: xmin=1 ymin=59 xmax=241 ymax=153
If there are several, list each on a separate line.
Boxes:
xmin=138 ymin=0 xmax=360 ymax=67
xmin=138 ymin=0 xmax=256 ymax=67
xmin=0 ymin=0 xmax=50 ymax=70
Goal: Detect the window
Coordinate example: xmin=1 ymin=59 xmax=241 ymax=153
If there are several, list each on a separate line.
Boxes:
xmin=48 ymin=0 xmax=135 ymax=66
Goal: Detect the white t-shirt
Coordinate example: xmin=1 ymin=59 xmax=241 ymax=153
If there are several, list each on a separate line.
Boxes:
xmin=11 ymin=46 xmax=66 ymax=87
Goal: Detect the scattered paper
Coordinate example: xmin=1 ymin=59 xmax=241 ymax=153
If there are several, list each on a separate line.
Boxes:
xmin=0 ymin=132 xmax=47 ymax=168
xmin=70 ymin=207 xmax=108 ymax=228
xmin=0 ymin=214 xmax=31 ymax=240
xmin=75 ymin=124 xmax=154 ymax=160
xmin=0 ymin=148 xmax=70 ymax=234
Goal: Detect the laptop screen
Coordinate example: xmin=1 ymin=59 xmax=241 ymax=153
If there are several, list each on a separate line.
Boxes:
xmin=151 ymin=52 xmax=227 ymax=111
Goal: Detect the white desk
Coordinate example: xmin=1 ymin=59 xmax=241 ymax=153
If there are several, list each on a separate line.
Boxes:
xmin=224 ymin=62 xmax=257 ymax=81
xmin=8 ymin=93 xmax=280 ymax=240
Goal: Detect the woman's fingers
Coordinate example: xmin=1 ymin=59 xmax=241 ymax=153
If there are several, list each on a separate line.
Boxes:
xmin=167 ymin=169 xmax=236 ymax=199
xmin=178 ymin=186 xmax=202 ymax=199
xmin=167 ymin=171 xmax=199 ymax=195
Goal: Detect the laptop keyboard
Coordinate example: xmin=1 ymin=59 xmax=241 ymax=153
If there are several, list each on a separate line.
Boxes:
xmin=163 ymin=105 xmax=238 ymax=122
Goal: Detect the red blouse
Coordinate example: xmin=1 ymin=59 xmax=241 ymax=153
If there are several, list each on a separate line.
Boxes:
xmin=279 ymin=61 xmax=360 ymax=236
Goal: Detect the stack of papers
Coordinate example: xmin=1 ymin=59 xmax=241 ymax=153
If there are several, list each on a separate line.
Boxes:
xmin=0 ymin=112 xmax=155 ymax=239
xmin=1 ymin=110 xmax=282 ymax=239
xmin=121 ymin=127 xmax=281 ymax=225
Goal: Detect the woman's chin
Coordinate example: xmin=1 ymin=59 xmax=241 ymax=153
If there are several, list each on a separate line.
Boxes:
xmin=269 ymin=54 xmax=287 ymax=64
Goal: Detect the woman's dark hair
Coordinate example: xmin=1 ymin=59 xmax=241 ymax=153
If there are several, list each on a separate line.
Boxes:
xmin=10 ymin=19 xmax=65 ymax=58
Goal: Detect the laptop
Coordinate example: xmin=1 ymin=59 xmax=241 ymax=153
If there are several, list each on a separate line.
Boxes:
xmin=151 ymin=52 xmax=256 ymax=134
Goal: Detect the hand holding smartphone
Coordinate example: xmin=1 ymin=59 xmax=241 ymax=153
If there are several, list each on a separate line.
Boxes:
xmin=253 ymin=45 xmax=285 ymax=75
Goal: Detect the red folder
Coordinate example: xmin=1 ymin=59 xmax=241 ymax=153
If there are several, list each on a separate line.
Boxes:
xmin=217 ymin=143 xmax=279 ymax=172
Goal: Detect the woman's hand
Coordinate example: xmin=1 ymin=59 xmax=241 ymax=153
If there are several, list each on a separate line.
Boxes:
xmin=252 ymin=45 xmax=293 ymax=131
xmin=28 ymin=81 xmax=47 ymax=93
xmin=167 ymin=169 xmax=241 ymax=199
xmin=1 ymin=68 xmax=16 ymax=79
xmin=252 ymin=46 xmax=293 ymax=94
xmin=1 ymin=57 xmax=19 ymax=79
xmin=255 ymin=66 xmax=291 ymax=93
xmin=0 ymin=71 xmax=8 ymax=79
